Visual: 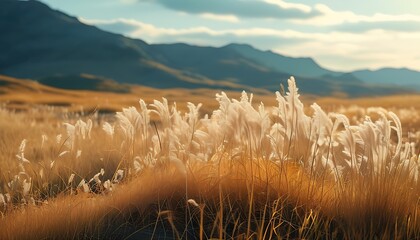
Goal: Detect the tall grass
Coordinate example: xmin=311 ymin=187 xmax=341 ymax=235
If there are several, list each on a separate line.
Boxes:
xmin=0 ymin=77 xmax=419 ymax=239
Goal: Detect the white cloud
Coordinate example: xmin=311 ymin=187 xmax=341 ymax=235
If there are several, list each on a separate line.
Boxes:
xmin=147 ymin=0 xmax=321 ymax=20
xmin=292 ymin=4 xmax=420 ymax=29
xmin=80 ymin=17 xmax=303 ymax=38
xmin=263 ymin=0 xmax=312 ymax=13
xmin=278 ymin=30 xmax=420 ymax=70
xmin=199 ymin=13 xmax=240 ymax=23
xmin=79 ymin=17 xmax=117 ymax=25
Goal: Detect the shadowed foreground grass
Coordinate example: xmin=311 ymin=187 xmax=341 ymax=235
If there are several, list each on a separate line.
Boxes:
xmin=1 ymin=158 xmax=420 ymax=240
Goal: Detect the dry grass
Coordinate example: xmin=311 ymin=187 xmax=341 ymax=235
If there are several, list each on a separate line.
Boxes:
xmin=0 ymin=74 xmax=276 ymax=115
xmin=1 ymin=76 xmax=420 ymax=239
xmin=0 ymin=161 xmax=320 ymax=239
xmin=2 ymin=74 xmax=419 ymax=125
xmin=1 ymin=159 xmax=420 ymax=239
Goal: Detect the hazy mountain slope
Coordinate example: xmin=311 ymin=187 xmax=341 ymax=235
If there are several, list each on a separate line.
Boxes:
xmin=352 ymin=68 xmax=420 ymax=91
xmin=150 ymin=43 xmax=295 ymax=89
xmin=148 ymin=43 xmax=401 ymax=95
xmin=223 ymin=43 xmax=340 ymax=78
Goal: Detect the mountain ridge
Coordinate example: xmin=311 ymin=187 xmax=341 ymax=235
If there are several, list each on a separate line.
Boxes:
xmin=0 ymin=0 xmax=418 ymax=96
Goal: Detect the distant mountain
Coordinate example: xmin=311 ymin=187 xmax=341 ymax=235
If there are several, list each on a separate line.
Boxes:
xmin=352 ymin=68 xmax=420 ymax=91
xmin=0 ymin=0 xmax=218 ymax=90
xmin=0 ymin=0 xmax=416 ymax=97
xmin=223 ymin=43 xmax=340 ymax=78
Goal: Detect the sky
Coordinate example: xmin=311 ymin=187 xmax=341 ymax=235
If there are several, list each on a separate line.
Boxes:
xmin=40 ymin=0 xmax=420 ymax=72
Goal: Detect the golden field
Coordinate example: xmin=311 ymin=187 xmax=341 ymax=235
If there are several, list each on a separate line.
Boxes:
xmin=1 ymin=76 xmax=420 ymax=239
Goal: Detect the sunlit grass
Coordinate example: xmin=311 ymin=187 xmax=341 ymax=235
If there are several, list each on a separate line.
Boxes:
xmin=0 ymin=77 xmax=420 ymax=239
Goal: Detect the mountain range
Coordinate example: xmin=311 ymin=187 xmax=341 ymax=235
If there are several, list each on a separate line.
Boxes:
xmin=1 ymin=0 xmax=419 ymax=97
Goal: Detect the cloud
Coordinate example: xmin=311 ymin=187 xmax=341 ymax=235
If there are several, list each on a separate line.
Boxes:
xmin=80 ymin=18 xmax=140 ymax=34
xmin=199 ymin=13 xmax=240 ymax=23
xmin=144 ymin=0 xmax=321 ymax=20
xmin=273 ymin=30 xmax=420 ymax=70
xmin=263 ymin=0 xmax=312 ymax=13
xmin=80 ymin=17 xmax=310 ymax=39
xmin=293 ymin=4 xmax=420 ymax=33
xmin=337 ymin=21 xmax=420 ymax=33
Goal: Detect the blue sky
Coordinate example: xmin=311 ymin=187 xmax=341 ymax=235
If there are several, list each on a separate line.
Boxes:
xmin=41 ymin=0 xmax=420 ymax=72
